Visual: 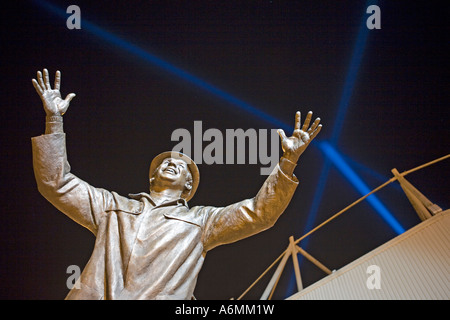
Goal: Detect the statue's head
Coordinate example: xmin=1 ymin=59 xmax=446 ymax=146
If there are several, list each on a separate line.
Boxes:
xmin=149 ymin=151 xmax=200 ymax=201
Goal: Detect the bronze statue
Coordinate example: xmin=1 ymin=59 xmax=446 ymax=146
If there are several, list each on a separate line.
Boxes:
xmin=31 ymin=69 xmax=322 ymax=299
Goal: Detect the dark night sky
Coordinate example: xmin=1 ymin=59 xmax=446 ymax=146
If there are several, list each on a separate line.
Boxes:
xmin=0 ymin=0 xmax=448 ymax=299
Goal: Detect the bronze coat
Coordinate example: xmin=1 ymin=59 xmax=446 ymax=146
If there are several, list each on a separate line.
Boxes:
xmin=32 ymin=133 xmax=298 ymax=299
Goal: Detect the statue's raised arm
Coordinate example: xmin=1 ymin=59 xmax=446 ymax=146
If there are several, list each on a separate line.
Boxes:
xmin=30 ymin=68 xmax=324 ymax=300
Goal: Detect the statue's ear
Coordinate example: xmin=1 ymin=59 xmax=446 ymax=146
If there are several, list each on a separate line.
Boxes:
xmin=184 ymin=180 xmax=192 ymax=191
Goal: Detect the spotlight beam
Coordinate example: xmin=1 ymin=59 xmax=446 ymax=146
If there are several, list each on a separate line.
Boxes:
xmin=285 ymin=0 xmax=390 ymax=298
xmin=319 ymin=141 xmax=405 ymax=234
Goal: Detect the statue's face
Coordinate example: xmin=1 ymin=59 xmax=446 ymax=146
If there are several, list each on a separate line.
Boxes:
xmin=152 ymin=157 xmax=192 ymax=193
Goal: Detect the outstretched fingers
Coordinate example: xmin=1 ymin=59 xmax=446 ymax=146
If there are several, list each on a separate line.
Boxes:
xmin=34 ymin=68 xmax=59 ymax=91
xmin=298 ymin=111 xmax=323 ymax=142
xmin=32 ymin=69 xmax=64 ymax=96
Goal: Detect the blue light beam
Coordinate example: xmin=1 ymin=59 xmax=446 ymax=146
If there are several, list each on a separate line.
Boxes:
xmin=285 ymin=0 xmax=386 ymax=298
xmin=330 ymin=0 xmax=378 ymax=145
xmin=319 ymin=141 xmax=405 ymax=234
xmin=33 ymin=0 xmax=289 ymax=131
xmin=301 ymin=0 xmax=382 ymax=247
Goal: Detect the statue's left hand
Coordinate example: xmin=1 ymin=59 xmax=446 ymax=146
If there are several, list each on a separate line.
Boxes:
xmin=277 ymin=111 xmax=322 ymax=163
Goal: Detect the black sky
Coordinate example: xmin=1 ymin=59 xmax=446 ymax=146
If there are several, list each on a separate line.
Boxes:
xmin=0 ymin=0 xmax=448 ymax=299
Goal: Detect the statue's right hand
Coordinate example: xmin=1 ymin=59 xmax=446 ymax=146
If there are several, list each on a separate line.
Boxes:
xmin=32 ymin=68 xmax=76 ymax=116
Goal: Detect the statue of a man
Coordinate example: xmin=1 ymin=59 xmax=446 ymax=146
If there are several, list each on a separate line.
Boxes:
xmin=31 ymin=69 xmax=322 ymax=300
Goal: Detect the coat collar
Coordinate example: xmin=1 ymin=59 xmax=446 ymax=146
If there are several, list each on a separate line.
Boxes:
xmin=128 ymin=192 xmax=200 ymax=227
xmin=128 ymin=192 xmax=189 ymax=209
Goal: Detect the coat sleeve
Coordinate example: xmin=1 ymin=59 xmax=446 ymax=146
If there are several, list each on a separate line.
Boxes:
xmin=199 ymin=164 xmax=299 ymax=252
xmin=31 ymin=133 xmax=114 ymax=235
